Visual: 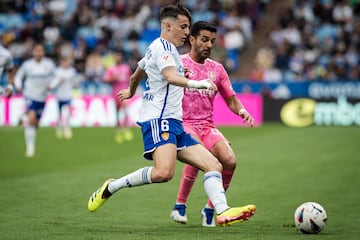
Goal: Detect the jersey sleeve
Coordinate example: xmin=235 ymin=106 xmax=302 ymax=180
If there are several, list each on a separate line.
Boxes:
xmin=14 ymin=62 xmax=26 ymax=89
xmin=156 ymin=48 xmax=176 ymax=73
xmin=103 ymin=67 xmax=113 ymax=82
xmin=48 ymin=59 xmax=56 ymax=79
xmin=217 ymin=64 xmax=236 ymax=99
xmin=138 ymin=57 xmax=145 ymax=70
xmin=5 ymin=53 xmax=14 ymax=70
xmin=48 ymin=69 xmax=62 ymax=89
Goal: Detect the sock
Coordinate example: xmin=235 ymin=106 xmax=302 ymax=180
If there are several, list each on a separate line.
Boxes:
xmin=108 ymin=167 xmax=153 ymax=194
xmin=25 ymin=126 xmax=36 ymax=150
xmin=117 ymin=108 xmax=126 ymax=127
xmin=176 ymin=164 xmax=199 ymax=204
xmin=21 ymin=114 xmax=29 ymax=126
xmin=203 ymin=171 xmax=229 ymax=214
xmin=62 ymin=105 xmax=71 ymax=128
xmin=206 ymin=169 xmax=234 ymax=209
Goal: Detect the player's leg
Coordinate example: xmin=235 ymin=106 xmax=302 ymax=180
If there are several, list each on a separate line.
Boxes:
xmin=115 ymin=101 xmax=133 ymax=143
xmin=211 ymin=140 xmax=256 ymax=226
xmin=177 ymin=144 xmax=229 ymax=213
xmin=211 ymin=140 xmax=236 ymax=192
xmin=200 ymin=128 xmax=237 ymax=226
xmin=201 ymin=140 xmax=237 ymax=226
xmin=56 ymin=101 xmax=63 ymax=138
xmin=109 ymin=144 xmax=178 ymax=189
xmin=178 ymin=144 xmax=256 ymax=226
xmin=25 ymin=110 xmax=37 ymax=157
xmin=24 ymin=100 xmax=44 ymax=158
xmin=61 ymin=102 xmax=72 ymax=139
xmin=170 ymin=124 xmax=202 ymax=224
xmin=170 ymin=164 xmax=199 ymax=224
xmin=122 ymin=102 xmax=133 ymax=141
xmin=88 ymin=144 xmax=178 ymax=212
xmin=88 ymin=119 xmax=178 ymax=212
xmin=114 ymin=100 xmax=124 ymax=143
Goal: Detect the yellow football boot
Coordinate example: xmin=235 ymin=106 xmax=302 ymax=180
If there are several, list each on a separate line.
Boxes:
xmin=88 ymin=179 xmax=114 ymax=212
xmin=217 ymin=205 xmax=256 ymax=226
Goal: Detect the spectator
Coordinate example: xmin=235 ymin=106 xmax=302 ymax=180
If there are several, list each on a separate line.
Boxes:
xmin=83 ymin=45 xmax=104 ymax=94
xmin=250 ymin=47 xmax=282 ymax=82
xmin=332 ymin=0 xmax=353 ymax=25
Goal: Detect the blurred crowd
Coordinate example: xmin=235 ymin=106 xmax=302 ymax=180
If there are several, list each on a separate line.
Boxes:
xmin=0 ymin=0 xmax=268 ymax=94
xmin=3 ymin=0 xmax=356 ymax=92
xmin=250 ymin=0 xmax=360 ymax=82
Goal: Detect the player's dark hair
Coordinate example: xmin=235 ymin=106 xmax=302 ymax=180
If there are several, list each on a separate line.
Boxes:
xmin=190 ymin=21 xmax=217 ymax=37
xmin=33 ymin=41 xmax=44 ymax=48
xmin=160 ymin=4 xmax=192 ymax=23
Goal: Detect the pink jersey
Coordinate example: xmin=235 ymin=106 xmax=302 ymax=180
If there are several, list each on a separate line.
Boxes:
xmin=181 ymin=53 xmax=236 ymax=126
xmin=103 ymin=63 xmax=131 ymax=96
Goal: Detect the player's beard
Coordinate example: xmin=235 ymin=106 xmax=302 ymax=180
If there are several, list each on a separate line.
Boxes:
xmin=195 ymin=45 xmax=211 ymax=61
xmin=201 ymin=49 xmax=211 ymax=58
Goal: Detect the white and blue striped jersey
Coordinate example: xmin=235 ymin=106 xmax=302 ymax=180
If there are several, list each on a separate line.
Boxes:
xmin=0 ymin=44 xmax=14 ymax=80
xmin=49 ymin=66 xmax=77 ymax=101
xmin=138 ymin=37 xmax=185 ymax=122
xmin=14 ymin=58 xmax=56 ymax=101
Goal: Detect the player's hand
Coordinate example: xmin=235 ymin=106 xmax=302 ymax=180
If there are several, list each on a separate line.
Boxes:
xmin=239 ymin=109 xmax=254 ymax=127
xmin=117 ymin=88 xmax=132 ymax=102
xmin=184 ymin=68 xmax=192 ymax=78
xmin=16 ymin=87 xmax=22 ymax=94
xmin=206 ymin=80 xmax=217 ymax=91
xmin=5 ymin=85 xmax=13 ymax=97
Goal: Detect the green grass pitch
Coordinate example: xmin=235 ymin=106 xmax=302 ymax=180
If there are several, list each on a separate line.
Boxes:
xmin=0 ymin=124 xmax=359 ymax=239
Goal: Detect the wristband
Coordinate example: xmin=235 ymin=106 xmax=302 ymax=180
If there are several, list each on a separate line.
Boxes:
xmin=6 ymin=84 xmax=14 ymax=90
xmin=187 ymin=79 xmax=211 ymax=89
xmin=238 ymin=108 xmax=247 ymax=115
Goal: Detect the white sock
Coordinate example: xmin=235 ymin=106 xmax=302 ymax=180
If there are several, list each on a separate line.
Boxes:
xmin=117 ymin=108 xmax=126 ymax=126
xmin=61 ymin=105 xmax=71 ymax=128
xmin=25 ymin=126 xmax=36 ymax=150
xmin=203 ymin=171 xmax=229 ymax=214
xmin=108 ymin=167 xmax=153 ymax=194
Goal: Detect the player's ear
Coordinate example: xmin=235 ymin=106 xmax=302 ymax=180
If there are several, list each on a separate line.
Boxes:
xmin=164 ymin=21 xmax=172 ymax=31
xmin=189 ymin=35 xmax=195 ymax=44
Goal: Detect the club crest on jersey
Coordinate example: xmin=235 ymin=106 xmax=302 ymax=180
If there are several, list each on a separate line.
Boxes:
xmin=162 ymin=54 xmax=170 ymax=62
xmin=161 ymin=132 xmax=169 ymax=141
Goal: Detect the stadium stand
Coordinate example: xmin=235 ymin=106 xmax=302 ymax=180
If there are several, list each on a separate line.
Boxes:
xmin=1 ymin=0 xmax=358 ymax=95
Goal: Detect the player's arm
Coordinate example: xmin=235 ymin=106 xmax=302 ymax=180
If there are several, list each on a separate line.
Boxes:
xmin=14 ymin=64 xmax=25 ymax=93
xmin=161 ymin=66 xmax=217 ymax=90
xmin=224 ymin=95 xmax=254 ymax=127
xmin=103 ymin=68 xmax=116 ymax=83
xmin=47 ymin=61 xmax=56 ymax=91
xmin=48 ymin=70 xmax=62 ymax=90
xmin=117 ymin=66 xmax=146 ymax=101
xmin=4 ymin=67 xmax=15 ymax=97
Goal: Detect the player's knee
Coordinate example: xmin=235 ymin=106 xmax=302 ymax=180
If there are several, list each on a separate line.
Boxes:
xmin=210 ymin=161 xmax=223 ymax=173
xmin=28 ymin=118 xmax=37 ymax=126
xmin=222 ymin=156 xmax=237 ymax=170
xmin=154 ymin=170 xmax=174 ymax=182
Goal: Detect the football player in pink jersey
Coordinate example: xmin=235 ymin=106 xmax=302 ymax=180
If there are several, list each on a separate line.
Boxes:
xmin=103 ymin=50 xmax=134 ymax=143
xmin=170 ymin=21 xmax=255 ymax=227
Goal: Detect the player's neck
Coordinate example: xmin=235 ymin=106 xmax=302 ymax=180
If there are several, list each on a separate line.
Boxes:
xmin=189 ymin=52 xmax=205 ymax=64
xmin=160 ymin=33 xmax=175 ymax=46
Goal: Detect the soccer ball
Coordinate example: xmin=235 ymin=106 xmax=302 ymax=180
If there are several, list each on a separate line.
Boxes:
xmin=294 ymin=202 xmax=327 ymax=234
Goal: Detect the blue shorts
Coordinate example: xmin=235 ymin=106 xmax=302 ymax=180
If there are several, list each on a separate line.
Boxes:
xmin=58 ymin=99 xmax=71 ymax=110
xmin=139 ymin=118 xmax=199 ymax=160
xmin=25 ymin=99 xmax=46 ymax=120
